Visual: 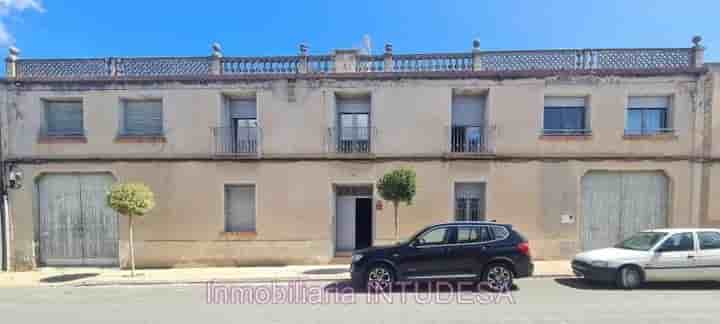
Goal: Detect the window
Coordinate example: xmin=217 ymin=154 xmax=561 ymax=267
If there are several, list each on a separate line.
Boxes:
xmin=491 ymin=226 xmax=510 ymax=241
xmin=416 ymin=227 xmax=449 ymax=246
xmin=615 ymin=232 xmax=667 ymax=251
xmin=454 ymin=183 xmax=486 ymax=221
xmin=543 ymin=96 xmax=587 ymax=135
xmin=451 ymin=95 xmax=486 ymax=152
xmin=698 ymin=232 xmax=720 ymax=250
xmin=121 ymin=99 xmax=163 ymax=136
xmin=336 ymin=97 xmax=371 ymax=153
xmin=456 ymin=226 xmax=492 ymax=244
xmin=44 ymin=100 xmax=84 ymax=136
xmin=658 ymin=232 xmax=694 ymax=252
xmin=626 ymin=96 xmax=670 ymax=135
xmin=224 ymin=185 xmax=256 ymax=232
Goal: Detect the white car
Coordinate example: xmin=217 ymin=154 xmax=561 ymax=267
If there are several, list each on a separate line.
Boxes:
xmin=572 ymin=228 xmax=720 ymax=289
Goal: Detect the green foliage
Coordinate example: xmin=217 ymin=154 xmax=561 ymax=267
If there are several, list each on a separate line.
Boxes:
xmin=377 ymin=168 xmax=417 ymax=205
xmin=107 ymin=182 xmax=156 ymax=217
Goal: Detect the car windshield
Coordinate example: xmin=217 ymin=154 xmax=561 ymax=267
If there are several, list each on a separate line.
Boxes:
xmin=614 ymin=232 xmax=668 ymax=251
xmin=403 ymin=227 xmax=431 ymax=245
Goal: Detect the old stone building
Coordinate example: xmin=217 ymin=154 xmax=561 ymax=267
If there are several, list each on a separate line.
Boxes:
xmin=0 ymin=37 xmax=717 ymax=270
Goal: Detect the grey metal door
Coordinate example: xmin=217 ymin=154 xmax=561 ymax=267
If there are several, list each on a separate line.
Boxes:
xmin=581 ymin=171 xmax=668 ymax=251
xmin=336 ymin=196 xmax=356 ymax=252
xmin=38 ymin=174 xmax=118 ymax=266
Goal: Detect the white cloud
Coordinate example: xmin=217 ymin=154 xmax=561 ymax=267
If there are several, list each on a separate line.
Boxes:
xmin=0 ymin=0 xmax=44 ymax=46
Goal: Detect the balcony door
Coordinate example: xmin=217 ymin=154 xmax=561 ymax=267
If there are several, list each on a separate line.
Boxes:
xmin=233 ymin=118 xmax=258 ymax=153
xmin=451 ymin=95 xmax=486 ymax=152
xmin=339 ymin=113 xmax=370 ymax=153
xmin=337 ymin=97 xmax=371 ymax=153
xmin=227 ymin=98 xmax=257 ymax=154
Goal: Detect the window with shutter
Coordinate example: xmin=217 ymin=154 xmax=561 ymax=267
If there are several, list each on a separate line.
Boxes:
xmin=44 ymin=100 xmax=84 ymax=136
xmin=626 ymin=96 xmax=671 ymax=135
xmin=224 ymin=185 xmax=256 ymax=232
xmin=454 ymin=182 xmax=486 ymax=221
xmin=543 ymin=96 xmax=588 ymax=135
xmin=121 ymin=100 xmax=163 ymax=136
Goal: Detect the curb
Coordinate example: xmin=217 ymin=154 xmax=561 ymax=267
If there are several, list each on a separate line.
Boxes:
xmin=72 ymin=274 xmax=576 ymax=287
xmin=74 ymin=276 xmax=350 ymax=287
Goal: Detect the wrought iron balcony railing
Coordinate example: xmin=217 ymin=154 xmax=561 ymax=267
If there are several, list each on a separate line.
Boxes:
xmin=6 ymin=37 xmax=704 ymax=79
xmin=451 ymin=125 xmax=489 ymax=153
xmin=328 ymin=126 xmax=374 ymax=154
xmin=212 ymin=126 xmax=259 ymax=155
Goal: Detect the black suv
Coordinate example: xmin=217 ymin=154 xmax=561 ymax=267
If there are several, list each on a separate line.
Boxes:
xmin=350 ymin=221 xmax=533 ymax=291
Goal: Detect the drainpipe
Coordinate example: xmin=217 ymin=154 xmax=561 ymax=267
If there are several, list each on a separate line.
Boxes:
xmin=2 ymin=194 xmax=8 ymax=271
xmin=0 ymin=47 xmax=17 ymax=271
xmin=688 ymin=36 xmax=707 ymax=228
xmin=0 ymin=99 xmax=6 ymax=271
xmin=0 ymin=85 xmax=7 ymax=272
xmin=694 ymin=37 xmax=712 ymax=227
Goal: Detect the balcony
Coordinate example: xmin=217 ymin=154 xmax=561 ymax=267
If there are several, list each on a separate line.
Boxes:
xmin=212 ymin=126 xmax=259 ymax=155
xmin=328 ymin=126 xmax=374 ymax=154
xmin=450 ymin=125 xmax=489 ymax=153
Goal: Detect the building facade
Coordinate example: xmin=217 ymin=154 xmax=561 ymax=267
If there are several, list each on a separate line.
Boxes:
xmin=1 ymin=38 xmax=717 ymax=270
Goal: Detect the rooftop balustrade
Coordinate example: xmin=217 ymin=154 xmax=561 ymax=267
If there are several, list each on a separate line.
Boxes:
xmin=5 ymin=37 xmax=706 ymax=80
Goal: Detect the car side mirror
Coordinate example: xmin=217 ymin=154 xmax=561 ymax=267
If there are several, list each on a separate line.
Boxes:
xmin=410 ymin=238 xmax=426 ymax=248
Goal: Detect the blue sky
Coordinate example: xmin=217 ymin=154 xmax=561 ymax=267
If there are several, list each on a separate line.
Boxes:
xmin=3 ymin=0 xmax=720 ymax=61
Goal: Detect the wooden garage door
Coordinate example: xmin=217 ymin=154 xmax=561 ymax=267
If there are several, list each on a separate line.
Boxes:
xmin=581 ymin=171 xmax=668 ymax=251
xmin=38 ymin=173 xmax=118 ymax=266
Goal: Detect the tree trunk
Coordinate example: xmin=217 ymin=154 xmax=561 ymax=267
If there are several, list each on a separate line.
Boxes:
xmin=128 ymin=215 xmax=135 ymax=277
xmin=393 ymin=202 xmax=399 ymax=243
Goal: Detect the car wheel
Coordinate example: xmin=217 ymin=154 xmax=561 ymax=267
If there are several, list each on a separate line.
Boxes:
xmin=366 ymin=264 xmax=394 ymax=292
xmin=616 ymin=265 xmax=643 ymax=290
xmin=483 ymin=263 xmax=514 ymax=292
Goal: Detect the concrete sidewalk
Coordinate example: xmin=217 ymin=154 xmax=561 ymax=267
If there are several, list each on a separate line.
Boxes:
xmin=0 ymin=260 xmax=572 ymax=287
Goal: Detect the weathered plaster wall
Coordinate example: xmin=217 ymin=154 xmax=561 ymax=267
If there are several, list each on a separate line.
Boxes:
xmin=7 ymin=160 xmax=697 ymax=269
xmin=4 ymin=76 xmax=700 ymax=159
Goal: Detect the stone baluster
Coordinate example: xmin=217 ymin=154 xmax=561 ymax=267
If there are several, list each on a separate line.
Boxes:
xmin=5 ymin=46 xmax=19 ymax=78
xmin=210 ymin=42 xmax=223 ymax=75
xmin=691 ymin=35 xmax=704 ymax=68
xmin=384 ymin=43 xmax=393 ymax=72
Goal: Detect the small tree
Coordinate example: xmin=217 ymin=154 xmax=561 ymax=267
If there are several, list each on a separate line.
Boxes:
xmin=107 ymin=182 xmax=155 ymax=277
xmin=377 ymin=168 xmax=417 ymax=242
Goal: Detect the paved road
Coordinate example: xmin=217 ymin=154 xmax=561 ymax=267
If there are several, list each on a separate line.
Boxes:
xmin=1 ymin=278 xmax=718 ymax=323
